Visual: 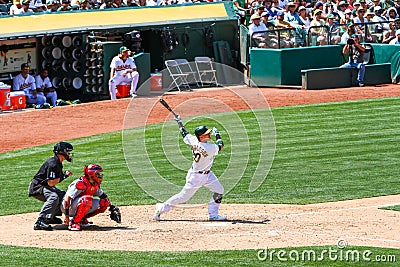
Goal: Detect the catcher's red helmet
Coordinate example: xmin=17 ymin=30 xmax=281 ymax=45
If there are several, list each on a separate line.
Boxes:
xmin=83 ymin=164 xmax=103 ymax=184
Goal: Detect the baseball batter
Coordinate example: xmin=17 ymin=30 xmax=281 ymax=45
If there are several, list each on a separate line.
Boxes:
xmin=154 ymin=119 xmax=227 ymax=221
xmin=13 ymin=63 xmax=46 ymax=105
xmin=108 ymin=46 xmax=139 ymax=100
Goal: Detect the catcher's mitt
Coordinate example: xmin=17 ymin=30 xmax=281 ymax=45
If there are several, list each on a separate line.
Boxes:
xmin=109 ymin=205 xmax=121 ymax=223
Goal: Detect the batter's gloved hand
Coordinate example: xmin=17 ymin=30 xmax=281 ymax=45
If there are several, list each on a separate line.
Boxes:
xmin=211 ymin=127 xmax=219 ymax=136
xmin=109 ymin=205 xmax=121 ymax=223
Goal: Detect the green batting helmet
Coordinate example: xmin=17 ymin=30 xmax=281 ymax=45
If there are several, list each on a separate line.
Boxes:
xmin=194 ymin=126 xmax=212 ymax=138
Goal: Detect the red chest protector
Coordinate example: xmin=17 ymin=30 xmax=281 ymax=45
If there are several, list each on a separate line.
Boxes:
xmin=76 ymin=176 xmax=100 ymax=196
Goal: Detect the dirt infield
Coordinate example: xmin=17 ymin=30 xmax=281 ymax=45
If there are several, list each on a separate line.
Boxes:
xmin=1 ymin=84 xmax=400 ymax=251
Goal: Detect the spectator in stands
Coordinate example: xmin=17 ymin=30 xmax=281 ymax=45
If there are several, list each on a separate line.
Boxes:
xmin=340 ymin=33 xmax=366 ymax=87
xmin=298 ymin=6 xmax=311 ymax=29
xmin=394 ymin=0 xmax=400 ymax=15
xmin=369 ymin=0 xmax=381 ymax=12
xmin=364 ymin=9 xmax=379 ymax=41
xmin=327 ymin=13 xmax=342 ymax=44
xmin=113 ymin=0 xmax=123 ymax=7
xmin=310 ymin=9 xmax=327 ymax=45
xmin=250 ymin=0 xmax=264 ymax=14
xmin=372 ymin=6 xmax=389 ymax=32
xmin=381 ymin=0 xmax=395 ymax=11
xmin=263 ymin=0 xmax=276 ymax=20
xmin=341 ymin=23 xmax=358 ymax=43
xmin=232 ymin=0 xmax=248 ymax=24
xmin=271 ymin=0 xmax=284 ymax=14
xmin=278 ymin=0 xmax=288 ymax=9
xmin=314 ymin=1 xmax=327 ymax=19
xmin=261 ymin=11 xmax=275 ymax=29
xmin=340 ymin=9 xmax=353 ymax=25
xmin=14 ymin=63 xmax=47 ymax=106
xmin=78 ymin=0 xmax=92 ymax=9
xmin=34 ymin=0 xmax=47 ymax=12
xmin=248 ymin=13 xmax=267 ymax=35
xmin=336 ymin=0 xmax=348 ymax=20
xmin=284 ymin=2 xmax=303 ymax=27
xmin=389 ymin=28 xmax=400 ymax=43
xmin=100 ymin=0 xmax=113 ymax=8
xmin=35 ymin=69 xmax=57 ymax=107
xmin=123 ymin=0 xmax=139 ymax=6
xmin=351 ymin=1 xmax=361 ymax=17
xmin=359 ymin=0 xmax=368 ymax=12
xmin=18 ymin=0 xmax=34 ymax=14
xmin=386 ymin=6 xmax=398 ymax=20
xmin=382 ymin=21 xmax=397 ymax=42
xmin=10 ymin=0 xmax=22 ymax=15
xmin=57 ymin=0 xmax=72 ymax=11
xmin=46 ymin=0 xmax=59 ymax=12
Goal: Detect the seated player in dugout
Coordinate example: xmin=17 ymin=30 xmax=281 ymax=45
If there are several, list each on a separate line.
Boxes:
xmin=13 ymin=63 xmax=46 ymax=107
xmin=108 ymin=46 xmax=139 ymax=100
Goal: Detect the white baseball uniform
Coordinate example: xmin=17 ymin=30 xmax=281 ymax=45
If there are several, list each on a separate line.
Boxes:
xmin=35 ymin=74 xmax=58 ymax=107
xmin=13 ymin=73 xmax=46 ymax=105
xmin=156 ymin=133 xmax=224 ymax=218
xmin=108 ymin=55 xmax=139 ymax=100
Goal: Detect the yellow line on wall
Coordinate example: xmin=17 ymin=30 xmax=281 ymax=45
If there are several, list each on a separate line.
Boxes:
xmin=0 ymin=4 xmax=228 ymax=36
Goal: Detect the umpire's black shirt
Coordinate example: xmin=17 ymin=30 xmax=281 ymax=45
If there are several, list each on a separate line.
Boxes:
xmin=28 ymin=156 xmax=64 ymax=196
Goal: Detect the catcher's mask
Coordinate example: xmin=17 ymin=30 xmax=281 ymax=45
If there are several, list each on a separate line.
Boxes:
xmin=53 ymin=141 xmax=73 ymax=162
xmin=194 ymin=125 xmax=212 ymax=141
xmin=84 ymin=164 xmax=103 ymax=185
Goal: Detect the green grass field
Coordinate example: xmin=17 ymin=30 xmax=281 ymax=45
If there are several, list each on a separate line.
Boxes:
xmin=0 ymin=97 xmax=399 ymax=266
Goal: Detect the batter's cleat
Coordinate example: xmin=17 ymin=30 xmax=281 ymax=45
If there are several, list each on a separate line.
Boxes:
xmin=45 ymin=216 xmax=63 ymax=224
xmin=358 ymin=82 xmax=364 ymax=87
xmin=34 ymin=218 xmax=53 ymax=231
xmin=154 ymin=203 xmax=162 ymax=221
xmin=130 ymin=93 xmax=137 ymax=98
xmin=209 ymin=215 xmax=227 ymax=221
xmin=69 ymin=221 xmax=82 ymax=231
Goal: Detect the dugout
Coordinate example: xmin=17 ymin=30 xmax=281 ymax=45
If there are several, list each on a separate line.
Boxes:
xmin=0 ymin=2 xmax=239 ymax=102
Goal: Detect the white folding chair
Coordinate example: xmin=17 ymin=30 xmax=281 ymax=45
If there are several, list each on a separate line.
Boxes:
xmin=164 ymin=60 xmax=190 ymax=91
xmin=175 ymin=58 xmax=199 ymax=87
xmin=194 ymin=56 xmax=218 ymax=87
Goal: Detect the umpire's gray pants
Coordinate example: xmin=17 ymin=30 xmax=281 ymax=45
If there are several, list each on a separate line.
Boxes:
xmin=33 ymin=187 xmax=65 ymax=220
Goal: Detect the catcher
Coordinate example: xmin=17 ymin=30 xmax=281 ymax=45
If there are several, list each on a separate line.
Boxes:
xmin=61 ymin=164 xmax=121 ymax=231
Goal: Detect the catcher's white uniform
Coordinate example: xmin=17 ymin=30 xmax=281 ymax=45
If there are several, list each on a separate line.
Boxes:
xmin=108 ymin=56 xmax=139 ymax=100
xmin=155 ymin=133 xmax=224 ymax=219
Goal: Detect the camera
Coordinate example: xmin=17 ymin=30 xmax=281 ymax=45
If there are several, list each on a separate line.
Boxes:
xmin=347 ymin=38 xmax=354 ymax=45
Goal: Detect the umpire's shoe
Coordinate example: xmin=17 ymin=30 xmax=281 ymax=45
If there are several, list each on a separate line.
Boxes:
xmin=34 ymin=218 xmax=53 ymax=231
xmin=45 ymin=216 xmax=63 ymax=224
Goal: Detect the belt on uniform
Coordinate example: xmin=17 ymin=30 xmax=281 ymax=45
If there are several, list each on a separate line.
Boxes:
xmin=198 ymin=170 xmax=210 ymax=174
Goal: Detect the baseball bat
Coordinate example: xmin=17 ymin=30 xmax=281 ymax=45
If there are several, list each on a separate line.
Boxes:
xmin=159 ymin=98 xmax=179 ymax=119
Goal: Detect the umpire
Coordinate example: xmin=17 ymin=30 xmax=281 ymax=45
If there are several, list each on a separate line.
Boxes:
xmin=28 ymin=142 xmax=73 ymax=231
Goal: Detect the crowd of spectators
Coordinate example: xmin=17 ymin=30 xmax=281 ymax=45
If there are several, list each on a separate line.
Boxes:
xmin=0 ymin=0 xmax=214 ymax=14
xmin=244 ymin=0 xmax=400 ymax=47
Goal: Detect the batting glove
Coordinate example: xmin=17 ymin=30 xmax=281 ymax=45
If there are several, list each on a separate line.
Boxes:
xmin=211 ymin=127 xmax=219 ymax=136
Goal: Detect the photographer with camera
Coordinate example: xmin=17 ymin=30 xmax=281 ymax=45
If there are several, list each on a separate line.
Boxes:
xmin=339 ymin=33 xmax=366 ymax=87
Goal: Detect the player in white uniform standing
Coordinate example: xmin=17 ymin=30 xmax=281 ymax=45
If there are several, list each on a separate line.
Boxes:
xmin=35 ymin=69 xmax=57 ymax=107
xmin=13 ymin=63 xmax=46 ymax=106
xmin=108 ymin=46 xmax=139 ymax=100
xmin=154 ymin=118 xmax=227 ymax=221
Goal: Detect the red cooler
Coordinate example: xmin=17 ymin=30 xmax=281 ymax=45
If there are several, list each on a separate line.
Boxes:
xmin=0 ymin=85 xmax=11 ymax=111
xmin=9 ymin=91 xmax=26 ymax=110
